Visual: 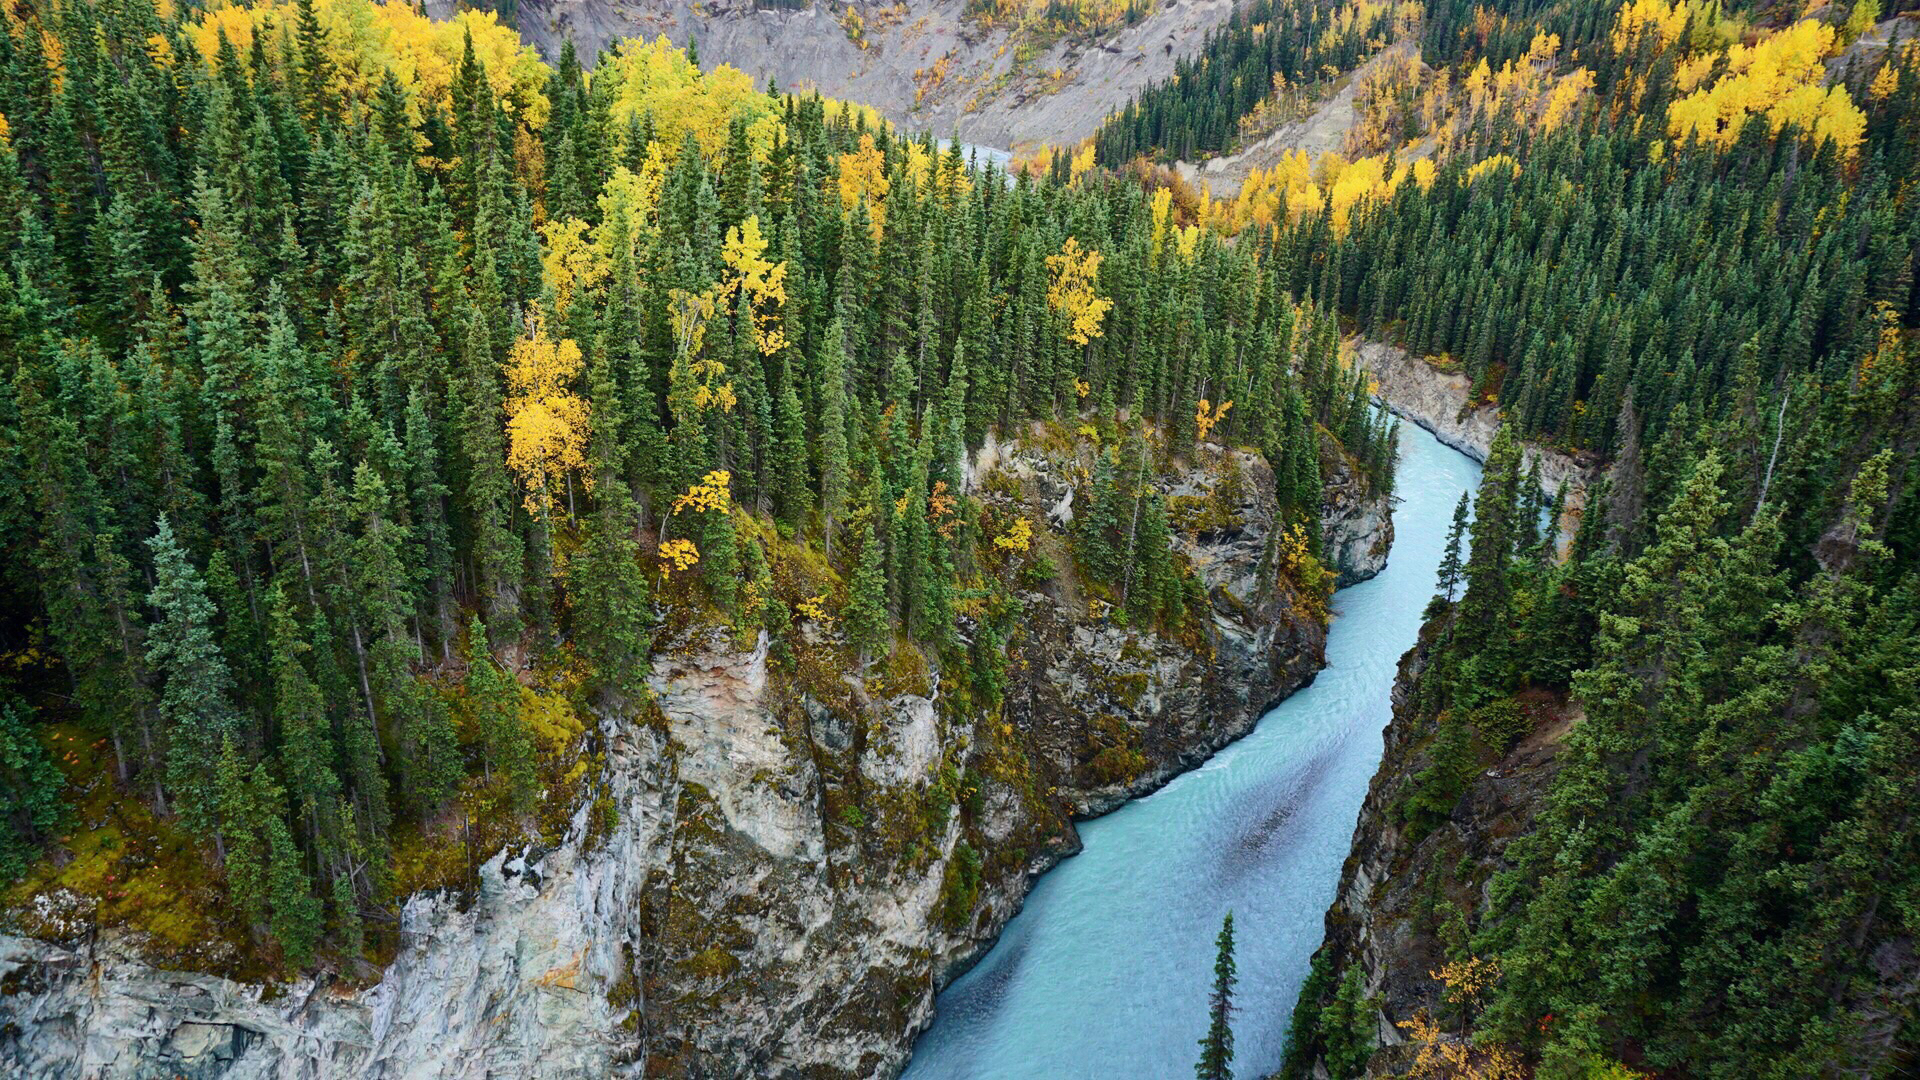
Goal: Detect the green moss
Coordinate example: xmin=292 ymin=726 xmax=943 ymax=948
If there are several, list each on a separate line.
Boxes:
xmin=685 ymin=947 xmax=741 ymax=979
xmin=936 ymin=841 xmax=984 ymax=931
xmin=1085 ymin=714 xmax=1147 ymax=785
xmin=1097 ymin=670 xmax=1152 ymax=710
xmin=8 ymin=724 xmax=245 ymax=969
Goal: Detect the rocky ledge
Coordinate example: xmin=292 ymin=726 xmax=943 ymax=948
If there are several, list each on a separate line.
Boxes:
xmin=0 ymin=431 xmax=1390 ymax=1079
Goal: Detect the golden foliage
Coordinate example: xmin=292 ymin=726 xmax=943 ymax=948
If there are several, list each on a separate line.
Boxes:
xmin=600 ymin=35 xmax=775 ymax=164
xmin=504 ymin=314 xmax=589 ymax=521
xmin=1465 ymin=154 xmax=1521 ymax=183
xmin=1666 ymin=20 xmax=1865 ymax=157
xmin=1397 ymin=956 xmax=1529 ymax=1080
xmin=1148 ymin=186 xmax=1175 ymax=264
xmin=1068 ymin=142 xmax=1097 ymax=183
xmin=838 ymin=133 xmax=891 ymax=239
xmin=668 ymin=287 xmax=718 ymax=361
xmin=1194 ymin=398 xmax=1233 ymax=442
xmin=1397 ymin=1011 xmax=1530 ymax=1080
xmin=1045 ymin=237 xmax=1114 ymax=345
xmin=1869 ymin=62 xmax=1900 ymax=102
xmin=797 ymin=593 xmax=833 ymax=628
xmin=658 ymin=538 xmax=700 ymax=575
xmin=518 ymin=683 xmax=585 ymax=754
xmin=720 ymin=215 xmax=791 ymax=355
xmin=671 ymin=471 xmax=733 ymax=516
xmin=994 ymin=517 xmax=1034 ymax=553
xmin=541 ymin=218 xmax=606 ymax=317
xmin=596 ymin=158 xmax=668 ymax=257
xmin=1541 ymin=68 xmax=1595 ymax=132
xmin=188 ymin=0 xmax=548 ymax=129
xmin=1280 ymin=522 xmax=1334 ymax=618
xmin=1610 ymin=0 xmax=1696 ymax=53
xmin=1222 ymin=148 xmax=1438 ymax=235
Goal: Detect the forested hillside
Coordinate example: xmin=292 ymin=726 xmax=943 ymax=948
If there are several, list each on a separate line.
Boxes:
xmin=0 ymin=0 xmax=1394 ymax=973
xmin=1241 ymin=1 xmax=1920 ymax=1075
xmin=1 ymin=0 xmax=1917 ymax=1072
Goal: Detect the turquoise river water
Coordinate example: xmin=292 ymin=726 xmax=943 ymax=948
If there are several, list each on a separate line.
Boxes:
xmin=903 ymin=420 xmax=1482 ymax=1079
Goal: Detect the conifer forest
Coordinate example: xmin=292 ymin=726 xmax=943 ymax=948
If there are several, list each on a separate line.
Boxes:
xmin=0 ymin=0 xmax=1913 ymax=1075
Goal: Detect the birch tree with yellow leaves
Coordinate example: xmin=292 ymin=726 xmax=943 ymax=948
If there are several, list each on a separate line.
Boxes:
xmin=504 ymin=312 xmax=590 ymax=523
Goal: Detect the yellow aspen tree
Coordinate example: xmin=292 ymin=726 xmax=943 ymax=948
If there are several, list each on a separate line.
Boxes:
xmin=504 ymin=312 xmax=590 ymax=522
xmin=838 ymin=133 xmax=890 ymax=237
xmin=720 ymin=215 xmax=790 ymax=355
xmin=541 ymin=218 xmax=606 ymax=318
xmin=1540 ymin=68 xmax=1596 ymax=132
xmin=1068 ymin=142 xmax=1096 ymax=184
xmin=1045 ymin=237 xmax=1115 ymax=345
xmin=658 ymin=539 xmax=700 ymax=575
xmin=1149 ymin=187 xmax=1175 ymax=265
xmin=1194 ymin=399 xmax=1233 ymax=442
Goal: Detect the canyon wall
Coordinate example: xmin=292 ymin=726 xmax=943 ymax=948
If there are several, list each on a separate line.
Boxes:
xmin=0 ymin=435 xmax=1389 ymax=1080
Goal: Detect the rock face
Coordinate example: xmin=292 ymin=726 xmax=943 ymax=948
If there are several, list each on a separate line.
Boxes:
xmin=1353 ymin=338 xmax=1596 ymax=545
xmin=0 ymin=437 xmax=1391 ymax=1079
xmin=1321 ymin=432 xmax=1394 ymax=587
xmin=500 ymin=0 xmax=1235 ymax=150
xmin=1297 ymin=622 xmax=1570 ymax=1074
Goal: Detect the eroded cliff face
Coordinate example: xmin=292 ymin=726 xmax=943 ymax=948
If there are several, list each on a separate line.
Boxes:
xmin=1351 ymin=339 xmax=1594 ymax=524
xmin=0 ymin=435 xmax=1390 ymax=1080
xmin=1296 ymin=623 xmax=1570 ymax=1076
xmin=494 ymin=0 xmax=1233 ymax=151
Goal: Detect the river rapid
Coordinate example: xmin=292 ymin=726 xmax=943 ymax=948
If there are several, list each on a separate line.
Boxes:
xmin=904 ymin=420 xmax=1482 ymax=1079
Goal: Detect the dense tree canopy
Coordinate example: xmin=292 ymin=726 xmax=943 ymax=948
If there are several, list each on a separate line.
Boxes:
xmin=0 ymin=0 xmax=1388 ymax=967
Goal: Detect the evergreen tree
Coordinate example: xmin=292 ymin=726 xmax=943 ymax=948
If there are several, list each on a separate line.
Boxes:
xmin=1434 ymin=492 xmax=1470 ymax=605
xmin=466 ymin=616 xmax=537 ymax=813
xmin=843 ymin=520 xmax=889 ymax=666
xmin=1196 ymin=910 xmax=1237 ymax=1080
xmin=144 ymin=516 xmax=245 ymax=841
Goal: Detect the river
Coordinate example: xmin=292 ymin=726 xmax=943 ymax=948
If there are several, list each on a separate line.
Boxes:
xmin=903 ymin=420 xmax=1482 ymax=1079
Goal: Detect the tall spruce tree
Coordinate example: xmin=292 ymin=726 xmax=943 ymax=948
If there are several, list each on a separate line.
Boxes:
xmin=1196 ymin=910 xmax=1237 ymax=1080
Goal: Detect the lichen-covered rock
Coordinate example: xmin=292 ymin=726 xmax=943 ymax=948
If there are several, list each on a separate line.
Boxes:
xmin=0 ymin=431 xmax=1392 ymax=1080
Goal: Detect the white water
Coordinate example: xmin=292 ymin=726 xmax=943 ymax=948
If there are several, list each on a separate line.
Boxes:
xmin=904 ymin=421 xmax=1481 ymax=1079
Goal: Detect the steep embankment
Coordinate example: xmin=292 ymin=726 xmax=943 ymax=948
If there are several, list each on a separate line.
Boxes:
xmin=0 ymin=434 xmax=1388 ymax=1079
xmin=1293 ymin=622 xmax=1573 ymax=1073
xmin=501 ymin=0 xmax=1234 ymax=149
xmin=1351 ymin=339 xmax=1592 ymax=503
xmin=1280 ymin=340 xmax=1596 ymax=1074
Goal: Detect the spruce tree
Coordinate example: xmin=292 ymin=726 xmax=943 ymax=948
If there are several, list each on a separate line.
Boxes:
xmin=1196 ymin=910 xmax=1237 ymax=1080
xmin=1435 ymin=492 xmax=1470 ymax=605
xmin=843 ymin=520 xmax=889 ymax=666
xmin=145 ymin=516 xmax=245 ymax=840
xmin=466 ymin=616 xmax=538 ymax=813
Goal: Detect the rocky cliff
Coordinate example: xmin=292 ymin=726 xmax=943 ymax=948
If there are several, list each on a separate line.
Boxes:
xmin=493 ymin=0 xmax=1232 ymax=150
xmin=1353 ymin=339 xmax=1594 ymax=549
xmin=1286 ymin=619 xmax=1571 ymax=1077
xmin=1350 ymin=340 xmax=1592 ymax=502
xmin=0 ymin=433 xmax=1390 ymax=1079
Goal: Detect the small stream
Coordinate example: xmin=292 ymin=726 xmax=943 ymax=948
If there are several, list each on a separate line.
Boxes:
xmin=903 ymin=421 xmax=1482 ymax=1079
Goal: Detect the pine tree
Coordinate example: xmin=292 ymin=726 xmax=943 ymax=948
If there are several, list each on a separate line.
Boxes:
xmin=843 ymin=520 xmax=889 ymax=666
xmin=1196 ymin=910 xmax=1237 ymax=1080
xmin=466 ymin=616 xmax=537 ymax=812
xmin=773 ymin=352 xmax=812 ymax=524
xmin=818 ymin=318 xmax=852 ymax=554
xmin=145 ymin=516 xmax=245 ymax=841
xmin=1435 ymin=492 xmax=1470 ymax=605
